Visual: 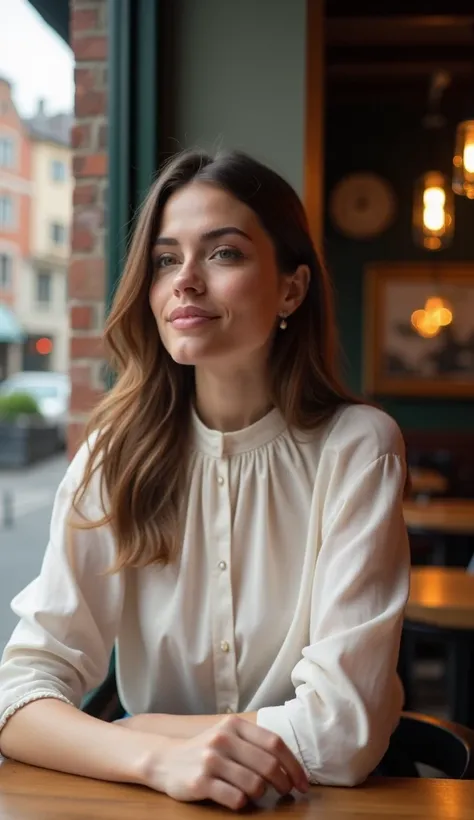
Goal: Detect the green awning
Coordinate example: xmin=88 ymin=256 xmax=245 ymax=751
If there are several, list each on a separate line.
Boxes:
xmin=0 ymin=304 xmax=25 ymax=343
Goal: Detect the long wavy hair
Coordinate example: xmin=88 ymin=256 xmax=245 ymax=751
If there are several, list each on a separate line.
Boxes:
xmin=71 ymin=149 xmax=360 ymax=571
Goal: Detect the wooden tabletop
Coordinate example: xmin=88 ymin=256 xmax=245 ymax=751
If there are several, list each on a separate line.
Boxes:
xmin=403 ymin=498 xmax=474 ymax=535
xmin=409 ymin=468 xmax=448 ymax=496
xmin=406 ymin=567 xmax=474 ymax=630
xmin=2 ymin=759 xmax=474 ymax=819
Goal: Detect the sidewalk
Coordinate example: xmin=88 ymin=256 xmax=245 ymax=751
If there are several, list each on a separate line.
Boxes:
xmin=0 ymin=454 xmax=68 ymax=653
xmin=0 ymin=453 xmax=67 ymax=525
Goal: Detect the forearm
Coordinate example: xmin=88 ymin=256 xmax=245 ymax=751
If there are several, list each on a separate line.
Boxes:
xmin=0 ymin=699 xmax=167 ymax=786
xmin=122 ymin=711 xmax=258 ymax=738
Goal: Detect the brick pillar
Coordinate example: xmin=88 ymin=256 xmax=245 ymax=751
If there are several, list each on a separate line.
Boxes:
xmin=68 ymin=0 xmax=108 ymax=458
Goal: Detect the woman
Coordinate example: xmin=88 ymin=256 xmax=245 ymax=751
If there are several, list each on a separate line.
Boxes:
xmin=0 ymin=150 xmax=409 ymax=809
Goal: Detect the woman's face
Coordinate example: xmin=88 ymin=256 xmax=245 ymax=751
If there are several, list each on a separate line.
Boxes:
xmin=149 ymin=182 xmax=303 ymax=370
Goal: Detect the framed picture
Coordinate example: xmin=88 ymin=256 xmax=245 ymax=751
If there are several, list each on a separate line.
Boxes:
xmin=364 ymin=262 xmax=474 ymax=398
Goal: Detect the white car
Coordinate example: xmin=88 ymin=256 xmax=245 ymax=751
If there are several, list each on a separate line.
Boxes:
xmin=0 ymin=371 xmax=70 ymax=447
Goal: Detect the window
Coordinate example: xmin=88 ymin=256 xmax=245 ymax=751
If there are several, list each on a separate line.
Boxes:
xmin=0 ymin=253 xmax=12 ymax=290
xmin=0 ymin=137 xmax=14 ymax=168
xmin=0 ymin=195 xmax=13 ymax=228
xmin=36 ymin=271 xmax=52 ymax=305
xmin=50 ymin=222 xmax=66 ymax=245
xmin=51 ymin=160 xmax=66 ymax=182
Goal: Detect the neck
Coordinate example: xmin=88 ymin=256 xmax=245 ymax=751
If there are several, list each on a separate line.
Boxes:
xmin=194 ymin=366 xmax=273 ymax=432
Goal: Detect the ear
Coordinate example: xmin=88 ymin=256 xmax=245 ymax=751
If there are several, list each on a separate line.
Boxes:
xmin=279 ymin=264 xmax=310 ymax=316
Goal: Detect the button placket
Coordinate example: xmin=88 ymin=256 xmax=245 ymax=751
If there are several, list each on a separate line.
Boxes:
xmin=210 ymin=456 xmax=238 ymax=715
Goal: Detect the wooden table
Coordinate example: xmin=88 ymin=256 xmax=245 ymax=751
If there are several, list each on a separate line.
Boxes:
xmin=2 ymin=759 xmax=474 ymax=820
xmin=407 ymin=567 xmax=474 ymax=630
xmin=404 ymin=567 xmax=474 ymax=729
xmin=403 ymin=498 xmax=474 ymax=536
xmin=409 ymin=468 xmax=448 ymax=497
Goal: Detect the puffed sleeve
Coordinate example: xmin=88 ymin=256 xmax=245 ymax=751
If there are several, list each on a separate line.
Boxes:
xmin=0 ymin=440 xmax=124 ymax=740
xmin=257 ymin=409 xmax=410 ymax=786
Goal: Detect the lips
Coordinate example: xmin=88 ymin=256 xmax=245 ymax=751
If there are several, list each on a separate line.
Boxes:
xmin=169 ymin=306 xmax=218 ymax=321
xmin=168 ymin=305 xmax=219 ymax=330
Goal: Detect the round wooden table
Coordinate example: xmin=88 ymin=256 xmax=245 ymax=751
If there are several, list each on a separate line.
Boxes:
xmin=404 ymin=567 xmax=474 ymax=729
xmin=409 ymin=468 xmax=448 ymax=497
xmin=407 ymin=567 xmax=474 ymax=630
xmin=1 ymin=759 xmax=474 ymax=819
xmin=403 ymin=499 xmax=474 ymax=536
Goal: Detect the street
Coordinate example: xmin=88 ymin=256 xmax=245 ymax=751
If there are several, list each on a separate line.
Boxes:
xmin=0 ymin=453 xmax=68 ymax=654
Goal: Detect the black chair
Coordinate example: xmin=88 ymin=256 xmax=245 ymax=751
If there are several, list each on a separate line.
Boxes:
xmin=83 ymin=668 xmax=474 ymax=779
xmin=399 ymin=620 xmax=474 ymax=729
xmin=82 ymin=663 xmax=125 ymax=722
xmin=378 ymin=711 xmax=474 ymax=779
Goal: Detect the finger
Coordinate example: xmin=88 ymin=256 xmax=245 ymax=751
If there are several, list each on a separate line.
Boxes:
xmin=207 ymin=777 xmax=248 ymax=811
xmin=220 ymin=735 xmax=292 ymax=795
xmin=212 ymin=756 xmax=267 ymax=802
xmin=234 ymin=719 xmax=309 ymax=790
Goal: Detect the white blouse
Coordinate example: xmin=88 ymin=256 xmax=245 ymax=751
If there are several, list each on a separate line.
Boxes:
xmin=0 ymin=403 xmax=410 ymax=786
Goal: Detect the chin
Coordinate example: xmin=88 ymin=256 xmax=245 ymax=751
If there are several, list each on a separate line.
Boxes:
xmin=168 ymin=339 xmax=216 ymax=366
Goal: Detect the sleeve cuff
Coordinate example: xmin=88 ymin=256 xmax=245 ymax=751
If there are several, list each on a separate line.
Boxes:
xmin=257 ymin=705 xmax=311 ymax=779
xmin=0 ymin=690 xmax=75 ymax=735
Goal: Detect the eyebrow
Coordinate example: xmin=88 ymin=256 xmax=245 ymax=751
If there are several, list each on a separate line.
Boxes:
xmin=154 ymin=226 xmax=252 ymax=246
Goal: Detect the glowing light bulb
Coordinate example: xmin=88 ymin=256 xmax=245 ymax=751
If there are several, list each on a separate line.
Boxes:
xmin=422 ymin=186 xmax=446 ymax=232
xmin=411 ymin=296 xmax=453 ymax=338
xmin=463 ymin=142 xmax=474 ymax=174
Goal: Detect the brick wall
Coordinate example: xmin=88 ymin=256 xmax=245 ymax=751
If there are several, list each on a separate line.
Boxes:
xmin=68 ymin=0 xmax=108 ymax=458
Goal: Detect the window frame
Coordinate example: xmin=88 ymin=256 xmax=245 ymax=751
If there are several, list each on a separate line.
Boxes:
xmin=0 ymin=136 xmax=15 ymax=169
xmin=36 ymin=270 xmax=52 ymax=305
xmin=51 ymin=159 xmax=67 ymax=182
xmin=0 ymin=194 xmax=15 ymax=229
xmin=50 ymin=222 xmax=66 ymax=245
xmin=0 ymin=252 xmax=13 ymax=290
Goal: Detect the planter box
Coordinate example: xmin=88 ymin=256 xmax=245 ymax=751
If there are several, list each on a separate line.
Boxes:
xmin=0 ymin=420 xmax=59 ymax=468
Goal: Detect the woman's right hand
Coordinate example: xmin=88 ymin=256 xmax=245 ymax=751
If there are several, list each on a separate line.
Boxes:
xmin=144 ymin=715 xmax=309 ymax=810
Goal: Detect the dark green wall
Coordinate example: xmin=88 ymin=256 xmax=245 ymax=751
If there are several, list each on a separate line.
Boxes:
xmin=325 ymin=101 xmax=474 ymax=431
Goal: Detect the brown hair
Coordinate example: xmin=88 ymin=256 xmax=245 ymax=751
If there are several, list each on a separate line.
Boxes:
xmin=71 ymin=149 xmax=359 ymax=570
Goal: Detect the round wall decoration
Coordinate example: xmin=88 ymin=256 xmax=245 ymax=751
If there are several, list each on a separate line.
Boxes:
xmin=329 ymin=172 xmax=396 ymax=239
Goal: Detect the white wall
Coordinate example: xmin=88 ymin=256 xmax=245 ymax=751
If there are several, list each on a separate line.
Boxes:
xmin=30 ymin=141 xmax=72 ymax=261
xmin=168 ymin=0 xmax=307 ymax=195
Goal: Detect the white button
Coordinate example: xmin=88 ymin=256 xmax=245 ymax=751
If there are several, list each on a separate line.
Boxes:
xmin=220 ymin=640 xmax=230 ymax=653
xmin=218 ymin=560 xmax=227 ymax=571
xmin=217 ymin=476 xmax=224 ymax=486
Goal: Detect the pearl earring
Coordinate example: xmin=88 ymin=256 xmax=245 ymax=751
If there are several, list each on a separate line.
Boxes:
xmin=279 ymin=315 xmax=288 ymax=330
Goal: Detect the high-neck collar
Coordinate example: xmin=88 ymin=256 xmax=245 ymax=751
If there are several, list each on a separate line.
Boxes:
xmin=191 ymin=406 xmax=288 ymax=457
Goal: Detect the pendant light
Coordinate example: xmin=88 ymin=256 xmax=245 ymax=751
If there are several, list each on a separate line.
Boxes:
xmin=411 ymin=295 xmax=453 ymax=338
xmin=413 ymin=171 xmax=454 ymax=251
xmin=453 ymin=119 xmax=474 ymax=197
xmin=413 ymin=72 xmax=455 ymax=251
xmin=452 ymin=27 xmax=474 ymax=198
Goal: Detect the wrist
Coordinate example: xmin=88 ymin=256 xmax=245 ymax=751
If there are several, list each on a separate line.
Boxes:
xmin=133 ymin=732 xmax=178 ymax=790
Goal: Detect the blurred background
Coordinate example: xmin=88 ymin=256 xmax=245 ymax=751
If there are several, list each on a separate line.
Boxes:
xmin=1 ymin=0 xmax=474 ymax=727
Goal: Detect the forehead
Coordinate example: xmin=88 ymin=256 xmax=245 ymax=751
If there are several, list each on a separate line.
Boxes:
xmin=158 ymin=182 xmax=259 ymax=237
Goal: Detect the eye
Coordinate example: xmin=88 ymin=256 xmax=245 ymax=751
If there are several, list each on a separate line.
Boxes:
xmin=154 ymin=253 xmax=178 ymax=270
xmin=211 ymin=247 xmax=244 ymax=262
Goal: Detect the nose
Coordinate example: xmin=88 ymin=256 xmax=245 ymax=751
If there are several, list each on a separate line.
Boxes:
xmin=173 ymin=259 xmax=205 ymax=296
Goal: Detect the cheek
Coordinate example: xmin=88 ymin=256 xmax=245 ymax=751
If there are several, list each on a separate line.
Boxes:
xmin=149 ymin=281 xmax=165 ymax=323
xmin=221 ymin=273 xmax=279 ymax=320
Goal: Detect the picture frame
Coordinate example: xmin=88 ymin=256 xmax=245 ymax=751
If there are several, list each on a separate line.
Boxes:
xmin=364 ymin=262 xmax=474 ymax=398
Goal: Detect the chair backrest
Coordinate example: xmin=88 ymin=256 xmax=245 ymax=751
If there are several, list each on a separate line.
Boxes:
xmin=384 ymin=711 xmax=474 ymax=779
xmin=82 ymin=663 xmax=124 ymax=722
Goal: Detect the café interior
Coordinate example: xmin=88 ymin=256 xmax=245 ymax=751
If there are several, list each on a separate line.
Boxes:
xmin=324 ymin=0 xmax=474 ymax=756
